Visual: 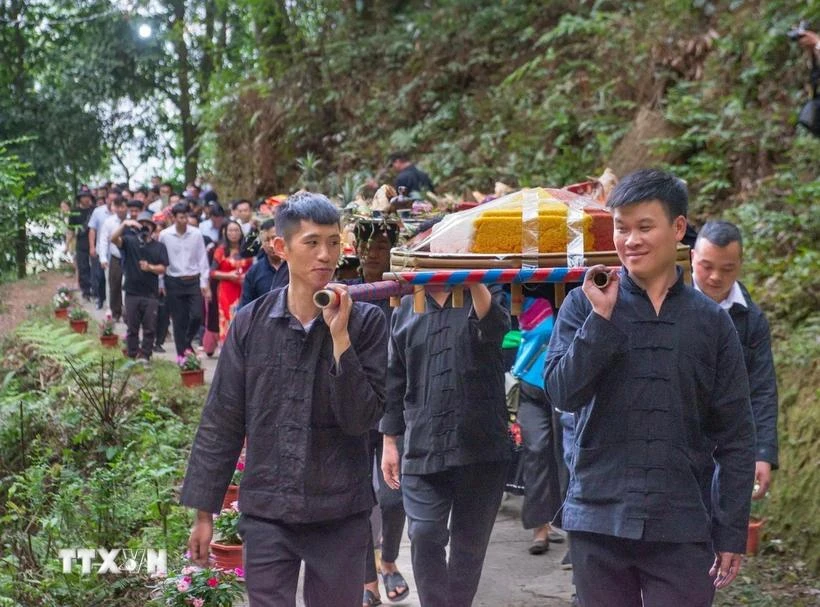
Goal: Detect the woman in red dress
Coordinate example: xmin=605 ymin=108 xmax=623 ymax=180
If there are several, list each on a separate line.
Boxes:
xmin=210 ymin=220 xmax=253 ymax=341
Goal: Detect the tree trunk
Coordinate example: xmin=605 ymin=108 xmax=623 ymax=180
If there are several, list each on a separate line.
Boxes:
xmin=171 ymin=0 xmax=198 ymax=184
xmin=15 ymin=209 xmax=26 ymax=278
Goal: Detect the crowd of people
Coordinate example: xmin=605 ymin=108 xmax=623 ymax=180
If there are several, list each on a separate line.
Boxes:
xmin=64 ymin=177 xmax=293 ymax=362
xmin=62 ymin=164 xmax=778 ymax=607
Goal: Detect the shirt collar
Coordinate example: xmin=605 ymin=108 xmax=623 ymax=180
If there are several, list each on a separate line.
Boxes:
xmin=620 ymin=265 xmax=685 ymax=296
xmin=267 ymin=286 xmax=326 ymax=331
xmin=693 ymin=279 xmax=747 ymax=310
xmin=268 ymin=286 xmax=290 ymax=318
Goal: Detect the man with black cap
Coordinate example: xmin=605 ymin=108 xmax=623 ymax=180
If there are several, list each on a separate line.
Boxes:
xmin=69 ymin=188 xmax=95 ymax=299
xmin=111 ymin=211 xmax=169 ymax=361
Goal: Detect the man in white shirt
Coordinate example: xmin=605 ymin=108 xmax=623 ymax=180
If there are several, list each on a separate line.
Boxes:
xmin=88 ymin=191 xmax=116 ymax=309
xmin=159 ymin=202 xmax=211 ymax=356
xmin=199 ymin=202 xmax=225 ymax=244
xmin=98 ymin=198 xmax=129 ymax=322
xmin=231 ymin=199 xmax=254 ymax=235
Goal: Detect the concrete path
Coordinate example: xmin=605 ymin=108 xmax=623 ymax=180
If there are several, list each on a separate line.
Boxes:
xmin=82 ymin=299 xmax=575 ymax=606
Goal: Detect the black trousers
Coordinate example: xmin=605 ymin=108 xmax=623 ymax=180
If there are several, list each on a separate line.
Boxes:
xmin=76 ymin=242 xmax=92 ymax=297
xmin=518 ymin=383 xmax=567 ymax=529
xmin=164 ymin=275 xmax=203 ymax=356
xmin=124 ymin=294 xmax=158 ymax=358
xmin=90 ymin=255 xmax=106 ymax=304
xmin=569 ymin=531 xmax=716 ymax=607
xmin=365 ymin=433 xmax=407 ymax=584
xmin=155 ymin=293 xmax=169 ymax=347
xmin=107 ymin=256 xmax=123 ymax=320
xmin=239 ymin=511 xmax=370 ymax=607
xmin=402 ymin=462 xmax=506 ymax=607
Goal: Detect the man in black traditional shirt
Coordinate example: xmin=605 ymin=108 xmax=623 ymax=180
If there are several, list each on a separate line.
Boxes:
xmin=381 ymin=283 xmax=510 ymax=607
xmin=545 ymin=169 xmax=755 ymax=606
xmin=111 ymin=212 xmax=169 ymax=361
xmin=181 ymin=193 xmax=387 ymax=607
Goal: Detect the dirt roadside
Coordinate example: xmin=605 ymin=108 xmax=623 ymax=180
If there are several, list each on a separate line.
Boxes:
xmin=0 ymin=270 xmax=74 ymax=339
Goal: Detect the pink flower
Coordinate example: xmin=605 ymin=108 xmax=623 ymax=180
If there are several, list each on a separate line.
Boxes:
xmin=230 ymin=500 xmax=239 ymax=511
xmin=184 ymin=550 xmax=191 ymax=559
xmin=193 ymin=599 xmax=205 ymax=607
xmin=234 ymin=567 xmax=245 ymax=577
xmin=236 ymin=461 xmax=245 ymax=471
xmin=183 ymin=576 xmax=192 ymax=584
xmin=181 ymin=566 xmax=195 ymax=575
xmin=176 ymin=580 xmax=190 ymax=592
xmin=207 ymin=577 xmax=218 ymax=588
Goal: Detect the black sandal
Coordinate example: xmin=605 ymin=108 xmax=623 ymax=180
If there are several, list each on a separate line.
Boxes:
xmin=363 ymin=589 xmax=382 ymax=606
xmin=382 ymin=571 xmax=410 ymax=602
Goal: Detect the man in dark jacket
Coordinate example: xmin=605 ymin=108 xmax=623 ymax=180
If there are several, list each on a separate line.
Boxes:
xmin=388 ymin=151 xmax=435 ymax=198
xmin=237 ymin=218 xmax=289 ymax=309
xmin=691 ymin=220 xmax=778 ymax=497
xmin=69 ymin=189 xmax=95 ymax=299
xmin=545 ymin=169 xmax=755 ymax=606
xmin=181 ymin=193 xmax=387 ymax=607
xmin=381 ymin=283 xmax=510 ymax=607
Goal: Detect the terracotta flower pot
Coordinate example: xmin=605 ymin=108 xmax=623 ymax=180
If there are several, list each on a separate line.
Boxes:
xmin=100 ymin=334 xmax=118 ymax=347
xmin=222 ymin=484 xmax=239 ymax=510
xmin=746 ymin=518 xmax=765 ymax=555
xmin=69 ymin=319 xmax=88 ymax=334
xmin=54 ymin=308 xmax=69 ymax=319
xmin=180 ymin=368 xmax=205 ymax=387
xmin=210 ymin=542 xmax=243 ymax=572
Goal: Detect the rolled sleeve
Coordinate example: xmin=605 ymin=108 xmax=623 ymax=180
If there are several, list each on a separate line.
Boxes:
xmin=327 ymin=306 xmax=387 ymax=435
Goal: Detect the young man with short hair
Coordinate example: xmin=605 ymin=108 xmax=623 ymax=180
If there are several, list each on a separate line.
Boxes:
xmin=545 ymin=169 xmax=755 ymax=606
xmin=237 ymin=218 xmax=289 ymax=309
xmin=691 ymin=220 xmax=778 ymax=498
xmin=182 ymin=192 xmax=388 ymax=607
xmin=159 ymin=202 xmax=211 ymax=356
xmin=111 ymin=212 xmax=169 ymax=361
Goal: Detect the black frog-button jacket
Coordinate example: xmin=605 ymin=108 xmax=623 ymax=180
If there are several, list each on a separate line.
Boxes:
xmin=545 ymin=269 xmax=755 ymax=554
xmin=180 ymin=286 xmax=387 ymax=523
xmin=380 ymin=287 xmax=512 ymax=475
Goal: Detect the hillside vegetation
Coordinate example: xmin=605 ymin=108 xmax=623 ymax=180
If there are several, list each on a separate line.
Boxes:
xmin=211 ymin=0 xmax=819 ymax=572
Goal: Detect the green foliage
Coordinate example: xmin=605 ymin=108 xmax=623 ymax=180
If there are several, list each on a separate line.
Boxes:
xmin=0 ymin=319 xmax=202 ymax=605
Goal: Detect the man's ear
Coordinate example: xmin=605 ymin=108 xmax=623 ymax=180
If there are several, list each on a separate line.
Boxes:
xmin=273 ymin=235 xmax=288 ymax=260
xmin=673 ymin=216 xmax=687 ymax=243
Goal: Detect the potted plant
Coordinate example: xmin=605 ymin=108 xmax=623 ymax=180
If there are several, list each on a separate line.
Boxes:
xmin=53 ymin=287 xmax=72 ymax=319
xmin=178 ymin=349 xmax=204 ymax=387
xmin=99 ymin=314 xmax=118 ymax=347
xmin=222 ymin=460 xmax=244 ymax=509
xmin=155 ymin=565 xmax=244 ymax=606
xmin=68 ymin=307 xmax=90 ymax=333
xmin=210 ymin=503 xmax=243 ymax=571
xmin=747 ymin=485 xmax=767 ymax=556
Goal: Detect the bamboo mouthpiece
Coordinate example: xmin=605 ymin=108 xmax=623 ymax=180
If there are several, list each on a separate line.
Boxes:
xmin=313 ymin=289 xmax=339 ymax=309
xmin=591 ymin=271 xmax=610 ymax=289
